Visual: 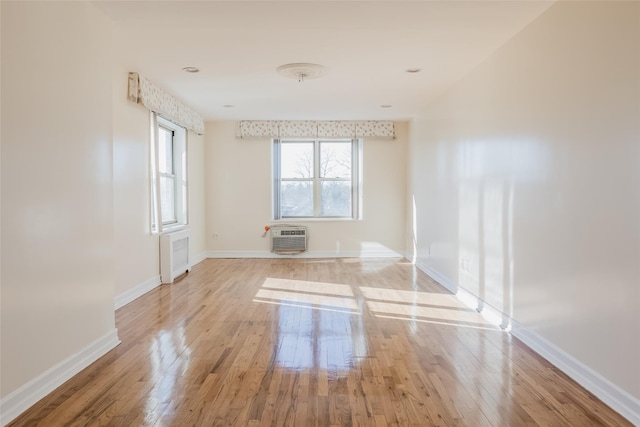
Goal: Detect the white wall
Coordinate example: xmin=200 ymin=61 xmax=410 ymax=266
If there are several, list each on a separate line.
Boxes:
xmin=113 ymin=65 xmax=160 ymax=299
xmin=205 ymin=121 xmax=407 ymax=257
xmin=188 ymin=130 xmax=207 ymax=263
xmin=1 ymin=0 xmax=118 ymax=410
xmin=408 ymin=0 xmax=639 ymax=419
xmin=112 ymin=65 xmax=208 ymax=304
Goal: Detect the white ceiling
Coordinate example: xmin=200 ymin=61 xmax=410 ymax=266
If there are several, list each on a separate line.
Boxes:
xmin=93 ymin=1 xmax=554 ymax=121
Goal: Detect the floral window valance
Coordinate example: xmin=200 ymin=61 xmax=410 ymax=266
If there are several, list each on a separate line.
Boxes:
xmin=238 ymin=120 xmax=395 ymax=139
xmin=128 ymin=72 xmax=205 ymax=134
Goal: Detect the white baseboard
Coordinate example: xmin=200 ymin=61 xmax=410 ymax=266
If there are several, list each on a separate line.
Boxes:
xmin=415 ymin=260 xmax=457 ymax=294
xmin=416 ymin=261 xmax=508 ymax=327
xmin=206 ymin=249 xmax=404 ymax=259
xmin=510 ymin=321 xmax=640 ymax=426
xmin=114 ymin=275 xmax=161 ymax=310
xmin=413 ymin=261 xmax=640 ymax=426
xmin=0 ymin=329 xmax=120 ymax=427
xmin=113 ymin=253 xmax=213 ymax=309
xmin=191 ymin=251 xmax=208 ymax=267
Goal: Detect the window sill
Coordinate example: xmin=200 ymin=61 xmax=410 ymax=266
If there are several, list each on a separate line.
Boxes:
xmin=159 ymin=224 xmax=189 ymax=235
xmin=273 ymin=217 xmax=361 ymax=223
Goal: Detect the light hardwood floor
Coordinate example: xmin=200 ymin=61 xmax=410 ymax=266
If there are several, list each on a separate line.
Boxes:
xmin=8 ymin=258 xmax=632 ymax=426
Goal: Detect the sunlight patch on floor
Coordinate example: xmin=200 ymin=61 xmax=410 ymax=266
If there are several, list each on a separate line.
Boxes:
xmin=360 ymin=286 xmax=465 ymax=309
xmin=254 ymin=277 xmax=508 ymax=331
xmin=255 ymin=288 xmax=359 ymax=311
xmin=263 ymin=277 xmax=354 ymax=297
xmin=366 ymin=300 xmax=491 ymax=326
xmin=374 ymin=314 xmax=502 ymax=331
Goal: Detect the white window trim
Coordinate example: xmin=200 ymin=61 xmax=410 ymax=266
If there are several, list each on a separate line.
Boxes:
xmin=158 ymin=124 xmax=177 ymax=225
xmin=151 ymin=113 xmax=188 ymax=234
xmin=272 ymin=138 xmax=363 ymax=221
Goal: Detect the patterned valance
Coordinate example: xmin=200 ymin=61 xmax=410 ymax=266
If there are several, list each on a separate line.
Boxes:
xmin=238 ymin=120 xmax=395 ymax=139
xmin=128 ymin=72 xmax=205 ymax=134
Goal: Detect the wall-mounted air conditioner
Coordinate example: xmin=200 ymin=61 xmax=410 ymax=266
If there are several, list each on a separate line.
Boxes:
xmin=270 ymin=226 xmax=308 ymax=254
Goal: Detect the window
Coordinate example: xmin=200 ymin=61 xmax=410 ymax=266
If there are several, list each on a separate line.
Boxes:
xmin=158 ymin=125 xmax=177 ymax=223
xmin=273 ymin=139 xmax=362 ymax=219
xmin=151 ymin=114 xmax=187 ymax=232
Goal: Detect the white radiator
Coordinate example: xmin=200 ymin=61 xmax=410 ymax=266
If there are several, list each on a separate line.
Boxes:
xmin=270 ymin=226 xmax=308 ymax=253
xmin=160 ymin=229 xmax=191 ymax=283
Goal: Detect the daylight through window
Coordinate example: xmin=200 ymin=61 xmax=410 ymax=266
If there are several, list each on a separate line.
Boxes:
xmin=273 ymin=139 xmax=362 ymax=220
xmin=151 ymin=114 xmax=188 ymax=232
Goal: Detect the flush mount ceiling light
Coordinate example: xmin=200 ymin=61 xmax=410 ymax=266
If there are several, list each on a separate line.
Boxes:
xmin=277 ymin=63 xmax=326 ymax=83
xmin=381 ymin=105 xmax=392 ymax=108
xmin=182 ymin=66 xmax=200 ymax=73
xmin=406 ymin=68 xmax=421 ymax=73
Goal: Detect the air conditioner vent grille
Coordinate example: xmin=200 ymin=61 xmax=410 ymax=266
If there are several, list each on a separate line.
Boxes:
xmin=271 ymin=226 xmax=308 ymax=253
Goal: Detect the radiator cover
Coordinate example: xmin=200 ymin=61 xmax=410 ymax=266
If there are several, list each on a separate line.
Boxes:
xmin=160 ymin=228 xmax=191 ymax=283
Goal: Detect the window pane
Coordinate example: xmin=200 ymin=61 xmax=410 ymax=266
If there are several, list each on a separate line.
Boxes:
xmin=158 ymin=127 xmax=173 ymax=174
xmin=281 ymin=181 xmax=313 ymax=216
xmin=321 ymin=181 xmax=351 ymax=216
xmin=160 ymin=176 xmax=176 ymax=223
xmin=320 ymin=141 xmax=351 ymax=178
xmin=281 ymin=142 xmax=313 ymax=178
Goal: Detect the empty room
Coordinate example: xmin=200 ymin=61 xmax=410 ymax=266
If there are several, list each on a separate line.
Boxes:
xmin=1 ymin=0 xmax=638 ymax=426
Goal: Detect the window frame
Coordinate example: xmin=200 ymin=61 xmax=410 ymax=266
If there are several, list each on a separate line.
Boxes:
xmin=158 ymin=124 xmax=177 ymax=225
xmin=273 ymin=138 xmax=362 ymax=221
xmin=151 ymin=114 xmax=188 ymax=233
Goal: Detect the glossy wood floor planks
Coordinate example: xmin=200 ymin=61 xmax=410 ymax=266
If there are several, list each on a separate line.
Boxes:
xmin=8 ymin=258 xmax=632 ymax=426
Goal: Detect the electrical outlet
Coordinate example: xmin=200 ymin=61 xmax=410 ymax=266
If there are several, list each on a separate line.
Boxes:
xmin=212 ymin=233 xmax=219 ymax=239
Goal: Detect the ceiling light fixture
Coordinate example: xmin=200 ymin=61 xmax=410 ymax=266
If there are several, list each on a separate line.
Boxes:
xmin=223 ymin=105 xmax=234 ymax=108
xmin=406 ymin=68 xmax=421 ymax=73
xmin=182 ymin=66 xmax=200 ymax=73
xmin=277 ymin=63 xmax=326 ymax=83
xmin=381 ymin=105 xmax=392 ymax=108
